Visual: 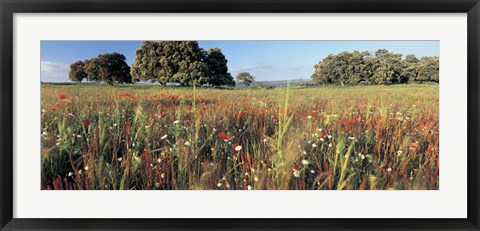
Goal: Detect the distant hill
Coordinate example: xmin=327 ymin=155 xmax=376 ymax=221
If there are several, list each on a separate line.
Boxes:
xmin=234 ymin=79 xmax=314 ymax=88
xmin=261 ymin=79 xmax=313 ymax=87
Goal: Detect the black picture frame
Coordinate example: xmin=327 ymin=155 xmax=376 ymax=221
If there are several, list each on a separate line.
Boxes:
xmin=1 ymin=0 xmax=479 ymax=230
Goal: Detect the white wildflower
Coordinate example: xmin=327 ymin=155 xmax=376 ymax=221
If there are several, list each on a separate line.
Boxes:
xmin=293 ymin=170 xmax=300 ymax=178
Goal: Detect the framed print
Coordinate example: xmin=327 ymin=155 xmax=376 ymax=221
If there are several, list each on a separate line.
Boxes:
xmin=1 ymin=0 xmax=479 ymax=230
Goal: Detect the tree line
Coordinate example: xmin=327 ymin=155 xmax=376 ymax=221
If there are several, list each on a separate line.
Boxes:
xmin=69 ymin=41 xmax=236 ymax=87
xmin=311 ymin=49 xmax=439 ymax=86
xmin=68 ymin=44 xmax=439 ymax=87
xmin=69 ymin=53 xmax=132 ymax=85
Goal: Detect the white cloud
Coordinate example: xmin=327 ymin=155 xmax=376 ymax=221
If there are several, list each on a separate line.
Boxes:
xmin=41 ymin=61 xmax=70 ymax=82
xmin=230 ymin=64 xmax=274 ymax=74
xmin=230 ymin=64 xmax=306 ymax=74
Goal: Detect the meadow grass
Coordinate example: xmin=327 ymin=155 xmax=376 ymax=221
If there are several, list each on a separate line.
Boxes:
xmin=41 ymin=84 xmax=439 ymax=190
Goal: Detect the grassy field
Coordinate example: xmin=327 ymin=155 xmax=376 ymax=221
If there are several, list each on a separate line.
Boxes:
xmin=41 ymin=84 xmax=439 ymax=190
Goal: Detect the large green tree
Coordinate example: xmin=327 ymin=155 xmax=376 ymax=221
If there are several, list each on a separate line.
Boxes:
xmin=311 ymin=51 xmax=372 ymax=85
xmin=311 ymin=54 xmax=335 ymax=85
xmin=416 ymin=56 xmax=439 ymax=83
xmin=371 ymin=49 xmax=404 ymax=84
xmin=130 ymin=41 xmax=167 ymax=83
xmin=131 ymin=41 xmax=210 ymax=86
xmin=68 ymin=61 xmax=87 ymax=82
xmin=71 ymin=53 xmax=132 ymax=85
xmin=402 ymin=54 xmax=420 ymax=83
xmin=96 ymin=53 xmax=132 ymax=85
xmin=131 ymin=41 xmax=237 ymax=87
xmin=311 ymin=49 xmax=439 ymax=86
xmin=205 ymin=48 xmax=235 ymax=87
xmin=83 ymin=58 xmax=101 ymax=82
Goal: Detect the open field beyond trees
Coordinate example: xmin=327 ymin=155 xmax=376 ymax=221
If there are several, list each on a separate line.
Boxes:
xmin=41 ymin=84 xmax=439 ymax=190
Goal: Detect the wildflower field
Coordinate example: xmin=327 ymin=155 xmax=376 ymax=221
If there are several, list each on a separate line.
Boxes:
xmin=41 ymin=84 xmax=439 ymax=190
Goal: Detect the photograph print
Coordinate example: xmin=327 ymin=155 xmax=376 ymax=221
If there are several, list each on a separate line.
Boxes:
xmin=40 ymin=40 xmax=439 ymax=190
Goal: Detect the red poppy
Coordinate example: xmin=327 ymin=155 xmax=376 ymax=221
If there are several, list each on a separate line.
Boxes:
xmin=56 ymin=93 xmax=67 ymax=100
xmin=232 ymin=144 xmax=239 ymax=150
xmin=409 ymin=142 xmax=419 ymax=149
xmin=157 ymin=111 xmax=164 ymax=119
xmin=218 ymin=132 xmax=231 ymax=141
xmin=82 ymin=120 xmax=90 ymax=127
xmin=152 ymin=102 xmax=159 ymax=107
xmin=292 ymin=164 xmax=299 ymax=171
xmin=377 ymin=131 xmax=383 ymax=137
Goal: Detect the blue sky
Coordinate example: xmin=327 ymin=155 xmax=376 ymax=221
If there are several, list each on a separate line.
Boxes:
xmin=41 ymin=41 xmax=439 ymax=82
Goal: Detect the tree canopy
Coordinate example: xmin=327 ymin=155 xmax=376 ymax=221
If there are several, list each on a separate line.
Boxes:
xmin=69 ymin=61 xmax=87 ymax=82
xmin=236 ymin=72 xmax=255 ymax=87
xmin=69 ymin=53 xmax=132 ymax=85
xmin=311 ymin=49 xmax=439 ymax=86
xmin=205 ymin=48 xmax=236 ymax=87
xmin=130 ymin=41 xmax=235 ymax=87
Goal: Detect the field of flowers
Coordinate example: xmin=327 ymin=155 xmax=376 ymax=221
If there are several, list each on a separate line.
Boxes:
xmin=41 ymin=84 xmax=439 ymax=190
